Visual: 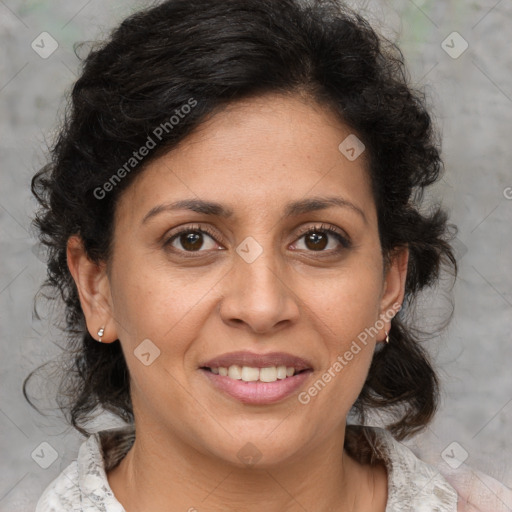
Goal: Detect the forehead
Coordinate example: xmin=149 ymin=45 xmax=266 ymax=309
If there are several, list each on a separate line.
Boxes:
xmin=116 ymin=93 xmax=376 ymax=226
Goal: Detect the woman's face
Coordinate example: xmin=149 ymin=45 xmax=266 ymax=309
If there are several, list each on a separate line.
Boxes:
xmin=75 ymin=93 xmax=407 ymax=467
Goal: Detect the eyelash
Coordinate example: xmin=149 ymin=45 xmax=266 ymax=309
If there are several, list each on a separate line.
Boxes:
xmin=296 ymin=224 xmax=351 ymax=251
xmin=163 ymin=224 xmax=352 ymax=258
xmin=163 ymin=223 xmax=351 ymax=257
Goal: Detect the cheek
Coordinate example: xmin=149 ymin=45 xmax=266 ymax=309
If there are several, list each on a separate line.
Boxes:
xmin=298 ymin=262 xmax=382 ymax=400
xmin=109 ymin=251 xmax=219 ymax=350
xmin=108 ymin=253 xmax=176 ymax=345
xmin=301 ymin=327 xmax=376 ymax=421
xmin=304 ymin=264 xmax=383 ymax=340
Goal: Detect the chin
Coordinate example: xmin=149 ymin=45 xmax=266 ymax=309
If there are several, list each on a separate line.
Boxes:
xmin=203 ymin=432 xmax=308 ymax=470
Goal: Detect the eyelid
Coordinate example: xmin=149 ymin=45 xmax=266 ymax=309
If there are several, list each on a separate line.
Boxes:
xmin=164 ymin=223 xmax=222 ymax=243
xmin=163 ymin=222 xmax=351 ymax=255
xmin=294 ymin=223 xmax=352 ymax=249
xmin=295 ymin=222 xmax=348 ymax=238
xmin=161 ymin=225 xmax=221 ymax=260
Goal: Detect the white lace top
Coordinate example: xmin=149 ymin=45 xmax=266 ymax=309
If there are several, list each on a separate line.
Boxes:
xmin=34 ymin=424 xmax=508 ymax=512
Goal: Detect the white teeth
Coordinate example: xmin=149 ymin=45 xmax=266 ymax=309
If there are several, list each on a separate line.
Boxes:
xmin=209 ymin=365 xmax=299 ymax=382
xmin=241 ymin=366 xmax=260 ymax=381
xmin=259 ymin=367 xmax=277 ymax=382
xmin=276 ymin=365 xmax=287 ymax=379
xmin=227 ymin=365 xmax=242 ymax=380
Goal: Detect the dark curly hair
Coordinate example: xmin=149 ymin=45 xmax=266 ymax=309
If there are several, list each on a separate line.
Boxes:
xmin=24 ymin=0 xmax=457 ymax=441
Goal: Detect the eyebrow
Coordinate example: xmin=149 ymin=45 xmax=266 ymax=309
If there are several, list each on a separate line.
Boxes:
xmin=142 ymin=195 xmax=367 ymax=225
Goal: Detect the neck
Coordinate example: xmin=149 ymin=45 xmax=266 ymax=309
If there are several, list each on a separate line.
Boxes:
xmin=107 ymin=421 xmax=387 ymax=512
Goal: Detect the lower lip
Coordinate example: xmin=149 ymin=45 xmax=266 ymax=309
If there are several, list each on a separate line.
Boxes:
xmin=200 ymin=369 xmax=313 ymax=405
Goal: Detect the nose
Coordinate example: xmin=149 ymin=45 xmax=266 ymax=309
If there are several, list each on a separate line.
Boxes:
xmin=219 ymin=242 xmax=300 ymax=334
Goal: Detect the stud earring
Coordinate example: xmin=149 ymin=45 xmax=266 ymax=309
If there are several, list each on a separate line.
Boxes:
xmin=97 ymin=327 xmax=105 ymax=343
xmin=385 ymin=330 xmax=390 ymax=344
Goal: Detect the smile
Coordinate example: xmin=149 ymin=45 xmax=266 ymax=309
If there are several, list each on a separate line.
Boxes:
xmin=204 ymin=365 xmax=305 ymax=382
xmin=200 ymin=366 xmax=313 ymax=404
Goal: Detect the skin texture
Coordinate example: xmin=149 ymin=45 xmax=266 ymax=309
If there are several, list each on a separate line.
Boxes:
xmin=67 ymin=93 xmax=408 ymax=512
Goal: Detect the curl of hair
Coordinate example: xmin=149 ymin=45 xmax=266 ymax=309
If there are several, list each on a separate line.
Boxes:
xmin=24 ymin=0 xmax=457 ymax=440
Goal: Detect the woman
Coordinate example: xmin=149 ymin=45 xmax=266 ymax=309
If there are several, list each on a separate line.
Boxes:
xmin=25 ymin=0 xmax=510 ymax=510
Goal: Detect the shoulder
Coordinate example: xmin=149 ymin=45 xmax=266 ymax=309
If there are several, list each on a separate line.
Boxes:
xmin=439 ymin=464 xmax=512 ymax=512
xmin=35 ymin=428 xmax=129 ymax=512
xmin=349 ymin=426 xmax=512 ymax=512
xmin=347 ymin=425 xmax=458 ymax=511
xmin=376 ymin=427 xmax=459 ymax=511
xmin=35 ymin=460 xmax=81 ymax=512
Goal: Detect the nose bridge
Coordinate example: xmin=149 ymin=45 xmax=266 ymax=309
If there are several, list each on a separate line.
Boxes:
xmin=235 ymin=233 xmax=284 ymax=300
xmin=219 ymin=232 xmax=299 ymax=332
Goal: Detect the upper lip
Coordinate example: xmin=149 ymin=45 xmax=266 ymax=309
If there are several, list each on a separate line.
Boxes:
xmin=200 ymin=351 xmax=313 ymax=371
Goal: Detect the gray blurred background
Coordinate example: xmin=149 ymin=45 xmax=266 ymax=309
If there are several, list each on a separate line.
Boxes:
xmin=1 ymin=0 xmax=511 ymax=510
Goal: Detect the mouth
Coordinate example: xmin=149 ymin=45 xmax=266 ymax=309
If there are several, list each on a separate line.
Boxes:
xmin=200 ymin=365 xmax=311 ymax=383
xmin=198 ymin=351 xmax=314 ymax=404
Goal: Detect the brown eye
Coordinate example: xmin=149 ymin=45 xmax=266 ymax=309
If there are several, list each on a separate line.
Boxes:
xmin=164 ymin=225 xmax=221 ymax=254
xmin=294 ymin=224 xmax=351 ymax=253
xmin=303 ymin=231 xmax=329 ymax=251
xmin=177 ymin=231 xmax=208 ymax=251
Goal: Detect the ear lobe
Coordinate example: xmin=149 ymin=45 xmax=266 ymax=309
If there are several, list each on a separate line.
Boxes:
xmin=66 ymin=235 xmax=118 ymax=343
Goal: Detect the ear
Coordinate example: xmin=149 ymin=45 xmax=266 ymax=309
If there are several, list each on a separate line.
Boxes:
xmin=377 ymin=245 xmax=409 ymax=343
xmin=66 ymin=235 xmax=118 ymax=343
